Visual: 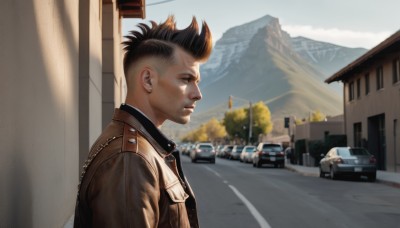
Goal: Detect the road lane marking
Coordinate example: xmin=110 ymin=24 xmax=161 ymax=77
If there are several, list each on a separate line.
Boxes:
xmin=228 ymin=185 xmax=272 ymax=228
xmin=204 ymin=166 xmax=222 ymax=178
xmin=203 ymin=166 xmax=271 ymax=228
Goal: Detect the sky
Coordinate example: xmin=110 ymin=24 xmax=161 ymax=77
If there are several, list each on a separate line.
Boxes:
xmin=122 ymin=0 xmax=400 ymax=49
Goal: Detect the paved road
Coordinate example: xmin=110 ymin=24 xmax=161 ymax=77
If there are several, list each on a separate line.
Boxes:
xmin=181 ymin=155 xmax=400 ymax=228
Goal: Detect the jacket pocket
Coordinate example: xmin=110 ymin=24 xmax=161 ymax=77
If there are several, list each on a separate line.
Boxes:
xmin=165 ymin=180 xmax=189 ymax=203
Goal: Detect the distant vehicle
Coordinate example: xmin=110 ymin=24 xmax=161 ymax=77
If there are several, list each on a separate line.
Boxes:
xmin=182 ymin=144 xmax=195 ymax=156
xmin=215 ymin=145 xmax=225 ymax=157
xmin=240 ymin=145 xmax=256 ymax=163
xmin=221 ymin=145 xmax=234 ymax=158
xmin=190 ymin=143 xmax=216 ymax=164
xmin=319 ymin=147 xmax=377 ymax=181
xmin=253 ymin=143 xmax=285 ymax=168
xmin=230 ymin=145 xmax=245 ymax=160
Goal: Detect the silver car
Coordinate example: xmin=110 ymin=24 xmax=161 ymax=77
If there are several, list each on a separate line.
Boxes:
xmin=319 ymin=147 xmax=377 ymax=181
xmin=190 ymin=143 xmax=216 ymax=164
xmin=240 ymin=145 xmax=256 ymax=163
xmin=230 ymin=145 xmax=245 ymax=160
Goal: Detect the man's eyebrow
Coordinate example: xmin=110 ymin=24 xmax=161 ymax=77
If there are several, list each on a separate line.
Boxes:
xmin=182 ymin=72 xmax=200 ymax=81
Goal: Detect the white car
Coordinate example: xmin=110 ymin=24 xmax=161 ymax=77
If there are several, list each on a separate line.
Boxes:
xmin=240 ymin=145 xmax=256 ymax=163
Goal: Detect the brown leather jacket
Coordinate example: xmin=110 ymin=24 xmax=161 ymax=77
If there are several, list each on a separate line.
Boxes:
xmin=74 ymin=107 xmax=199 ymax=228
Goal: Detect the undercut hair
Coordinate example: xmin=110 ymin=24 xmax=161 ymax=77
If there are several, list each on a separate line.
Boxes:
xmin=122 ymin=15 xmax=213 ymax=77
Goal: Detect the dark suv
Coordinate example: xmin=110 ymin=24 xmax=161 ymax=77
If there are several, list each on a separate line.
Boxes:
xmin=253 ymin=143 xmax=285 ymax=168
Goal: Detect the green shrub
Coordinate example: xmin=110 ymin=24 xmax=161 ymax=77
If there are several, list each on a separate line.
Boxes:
xmin=325 ymin=135 xmax=347 ymax=150
xmin=308 ymin=140 xmax=326 ymax=166
xmin=294 ymin=139 xmax=306 ymax=165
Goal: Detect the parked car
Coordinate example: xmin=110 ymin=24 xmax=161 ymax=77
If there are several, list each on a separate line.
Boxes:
xmin=183 ymin=144 xmax=196 ymax=156
xmin=253 ymin=143 xmax=285 ymax=168
xmin=221 ymin=145 xmax=234 ymax=158
xmin=240 ymin=145 xmax=256 ymax=163
xmin=215 ymin=145 xmax=225 ymax=157
xmin=230 ymin=145 xmax=245 ymax=160
xmin=319 ymin=147 xmax=377 ymax=181
xmin=190 ymin=143 xmax=216 ymax=163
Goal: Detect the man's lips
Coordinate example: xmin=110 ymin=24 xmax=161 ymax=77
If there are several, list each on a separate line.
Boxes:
xmin=184 ymin=105 xmax=195 ymax=110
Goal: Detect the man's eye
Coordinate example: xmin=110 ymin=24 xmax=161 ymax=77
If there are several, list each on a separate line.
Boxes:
xmin=182 ymin=78 xmax=191 ymax=82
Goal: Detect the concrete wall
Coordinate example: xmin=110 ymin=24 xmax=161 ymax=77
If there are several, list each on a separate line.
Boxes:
xmin=295 ymin=121 xmax=344 ymax=141
xmin=79 ymin=0 xmax=104 ymax=172
xmin=344 ymin=52 xmax=400 ymax=172
xmin=0 ymin=0 xmax=79 ymax=227
xmin=102 ymin=2 xmax=127 ymax=129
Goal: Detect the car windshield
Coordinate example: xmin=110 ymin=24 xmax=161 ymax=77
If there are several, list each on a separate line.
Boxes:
xmin=245 ymin=147 xmax=255 ymax=152
xmin=262 ymin=145 xmax=282 ymax=152
xmin=337 ymin=148 xmax=370 ymax=156
xmin=236 ymin=146 xmax=244 ymax=152
xmin=199 ymin=145 xmax=213 ymax=149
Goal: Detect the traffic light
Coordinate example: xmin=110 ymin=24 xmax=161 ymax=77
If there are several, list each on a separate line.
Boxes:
xmin=228 ymin=96 xmax=232 ymax=109
xmin=284 ymin=117 xmax=290 ymax=128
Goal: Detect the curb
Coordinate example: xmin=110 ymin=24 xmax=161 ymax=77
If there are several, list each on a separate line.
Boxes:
xmin=286 ymin=165 xmax=400 ymax=189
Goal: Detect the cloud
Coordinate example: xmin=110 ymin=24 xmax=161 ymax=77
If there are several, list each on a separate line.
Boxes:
xmin=282 ymin=25 xmax=392 ymax=49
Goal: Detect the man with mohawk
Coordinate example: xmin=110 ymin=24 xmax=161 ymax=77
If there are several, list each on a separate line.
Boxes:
xmin=74 ymin=16 xmax=213 ymax=228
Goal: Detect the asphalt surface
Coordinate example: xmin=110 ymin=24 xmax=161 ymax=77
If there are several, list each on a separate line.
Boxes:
xmin=182 ymin=155 xmax=400 ymax=228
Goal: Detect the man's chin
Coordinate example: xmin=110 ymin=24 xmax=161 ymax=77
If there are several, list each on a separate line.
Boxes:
xmin=171 ymin=116 xmax=190 ymax=125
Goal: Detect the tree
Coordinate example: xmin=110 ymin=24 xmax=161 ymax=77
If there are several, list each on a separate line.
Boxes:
xmin=309 ymin=110 xmax=326 ymax=122
xmin=181 ymin=118 xmax=227 ymax=143
xmin=245 ymin=101 xmax=273 ymax=141
xmin=223 ymin=108 xmax=247 ymax=140
xmin=203 ymin=118 xmax=227 ymax=141
xmin=181 ymin=126 xmax=207 ymax=142
xmin=223 ymin=101 xmax=273 ymax=143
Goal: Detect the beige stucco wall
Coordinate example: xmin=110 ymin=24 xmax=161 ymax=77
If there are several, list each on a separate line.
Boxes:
xmin=102 ymin=2 xmax=127 ymax=129
xmin=295 ymin=121 xmax=344 ymax=141
xmin=344 ymin=52 xmax=400 ymax=172
xmin=79 ymin=0 xmax=104 ymax=172
xmin=0 ymin=0 xmax=79 ymax=227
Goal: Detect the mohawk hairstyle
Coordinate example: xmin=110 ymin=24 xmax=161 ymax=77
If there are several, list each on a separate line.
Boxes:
xmin=122 ymin=15 xmax=213 ymax=77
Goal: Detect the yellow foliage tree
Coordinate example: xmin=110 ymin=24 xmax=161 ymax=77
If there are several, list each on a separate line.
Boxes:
xmin=203 ymin=118 xmax=227 ymax=141
xmin=309 ymin=110 xmax=326 ymax=122
xmin=223 ymin=101 xmax=273 ymax=143
xmin=181 ymin=118 xmax=227 ymax=143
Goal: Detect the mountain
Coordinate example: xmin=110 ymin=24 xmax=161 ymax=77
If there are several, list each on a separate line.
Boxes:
xmin=291 ymin=36 xmax=367 ymax=77
xmin=162 ymin=15 xmax=367 ymax=138
xmin=291 ymin=36 xmax=367 ymax=93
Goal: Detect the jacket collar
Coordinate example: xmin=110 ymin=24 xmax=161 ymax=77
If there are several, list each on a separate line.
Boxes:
xmin=117 ymin=104 xmax=176 ymax=154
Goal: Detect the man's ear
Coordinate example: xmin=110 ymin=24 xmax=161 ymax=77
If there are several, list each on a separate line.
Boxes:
xmin=140 ymin=68 xmax=154 ymax=93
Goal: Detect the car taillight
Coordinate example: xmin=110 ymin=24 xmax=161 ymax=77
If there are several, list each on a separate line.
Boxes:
xmin=369 ymin=156 xmax=377 ymax=164
xmin=278 ymin=152 xmax=284 ymax=156
xmin=211 ymin=150 xmax=215 ymax=153
xmin=334 ymin=158 xmax=344 ymax=164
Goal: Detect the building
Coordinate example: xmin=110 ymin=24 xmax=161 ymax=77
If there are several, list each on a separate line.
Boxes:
xmin=0 ymin=1 xmax=145 ymax=227
xmin=325 ymin=31 xmax=400 ymax=172
xmin=294 ymin=115 xmax=344 ymax=142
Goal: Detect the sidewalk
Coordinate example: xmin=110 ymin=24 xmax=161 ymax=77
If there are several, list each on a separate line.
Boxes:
xmin=285 ymin=162 xmax=400 ymax=188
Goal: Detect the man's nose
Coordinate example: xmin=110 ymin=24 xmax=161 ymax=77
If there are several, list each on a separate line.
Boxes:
xmin=191 ymin=84 xmax=202 ymax=101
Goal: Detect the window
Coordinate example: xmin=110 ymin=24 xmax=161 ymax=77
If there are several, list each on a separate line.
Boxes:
xmin=376 ymin=66 xmax=384 ymax=90
xmin=393 ymin=57 xmax=400 ymax=84
xmin=349 ymin=81 xmax=355 ymax=101
xmin=354 ymin=122 xmax=362 ymax=147
xmin=365 ymin=73 xmax=370 ymax=95
xmin=356 ymin=78 xmax=361 ymax=98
